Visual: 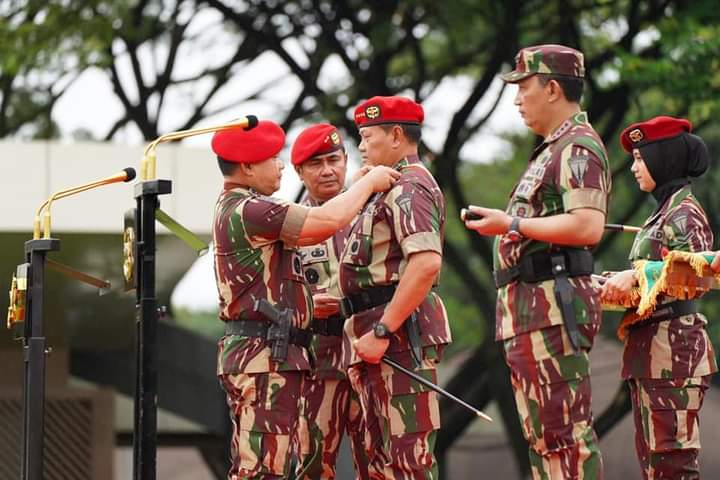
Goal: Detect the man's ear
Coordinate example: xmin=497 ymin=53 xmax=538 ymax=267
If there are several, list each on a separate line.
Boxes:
xmin=547 ymin=79 xmax=563 ymax=103
xmin=391 ymin=125 xmax=404 ymax=148
xmin=294 ymin=164 xmax=304 ymax=181
xmin=239 ymin=163 xmax=253 ymax=176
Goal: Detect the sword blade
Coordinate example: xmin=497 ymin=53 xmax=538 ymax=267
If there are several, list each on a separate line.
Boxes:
xmin=381 ymin=356 xmax=493 ymax=423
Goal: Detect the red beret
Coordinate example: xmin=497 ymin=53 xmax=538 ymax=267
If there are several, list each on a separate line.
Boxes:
xmin=353 ymin=96 xmax=424 ymax=128
xmin=620 ymin=116 xmax=692 ymax=153
xmin=211 ymin=120 xmax=285 ymax=164
xmin=291 ymin=123 xmax=344 ymax=166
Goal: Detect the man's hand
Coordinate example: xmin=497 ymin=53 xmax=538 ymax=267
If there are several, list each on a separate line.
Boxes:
xmin=600 ymin=269 xmax=637 ymax=304
xmin=351 ymin=165 xmax=372 ymax=183
xmin=712 ymin=253 xmax=720 ymax=273
xmin=353 ymin=331 xmax=390 ymax=364
xmin=360 ymin=165 xmax=401 ymax=192
xmin=312 ymin=293 xmax=341 ymax=319
xmin=464 ymin=205 xmax=512 ymax=237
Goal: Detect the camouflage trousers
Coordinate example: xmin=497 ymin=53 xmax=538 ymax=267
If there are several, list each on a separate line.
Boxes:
xmin=628 ymin=376 xmax=710 ymax=480
xmin=295 ymin=375 xmax=370 ymax=479
xmin=503 ymin=323 xmax=603 ymax=480
xmin=219 ymin=370 xmax=304 ymax=479
xmin=347 ymin=353 xmax=441 ymax=480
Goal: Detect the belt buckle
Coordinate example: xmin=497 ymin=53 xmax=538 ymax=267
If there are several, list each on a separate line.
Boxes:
xmin=340 ymin=297 xmax=353 ymax=319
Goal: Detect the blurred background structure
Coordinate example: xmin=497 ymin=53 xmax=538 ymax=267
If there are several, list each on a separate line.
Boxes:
xmin=1 ymin=1 xmax=720 ymax=478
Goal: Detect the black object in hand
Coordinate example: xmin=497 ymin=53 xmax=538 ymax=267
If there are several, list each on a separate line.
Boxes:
xmin=461 ymin=208 xmax=484 ymax=221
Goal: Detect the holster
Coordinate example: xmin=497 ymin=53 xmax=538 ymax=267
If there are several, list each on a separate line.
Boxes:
xmin=550 ymin=254 xmax=581 ymax=354
xmin=405 ymin=312 xmax=423 ymax=369
xmin=252 ymin=298 xmax=292 ymax=363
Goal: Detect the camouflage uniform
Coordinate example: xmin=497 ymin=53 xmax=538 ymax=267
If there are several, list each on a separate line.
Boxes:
xmin=295 ymin=195 xmax=370 ymax=480
xmin=339 ymin=156 xmax=451 ymax=479
xmin=494 ymin=109 xmax=611 ymax=479
xmin=213 ymin=182 xmax=312 ymax=479
xmin=622 ymin=185 xmax=717 ymax=479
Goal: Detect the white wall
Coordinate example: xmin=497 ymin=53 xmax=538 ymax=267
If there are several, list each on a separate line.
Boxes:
xmin=0 ymin=140 xmax=236 ymax=235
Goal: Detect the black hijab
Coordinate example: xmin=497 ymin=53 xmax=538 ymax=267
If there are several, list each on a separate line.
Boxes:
xmin=639 ymin=132 xmax=710 ymax=208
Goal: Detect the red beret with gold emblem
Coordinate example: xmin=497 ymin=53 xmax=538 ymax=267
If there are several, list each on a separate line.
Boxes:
xmin=291 ymin=123 xmax=344 ymax=166
xmin=620 ymin=116 xmax=692 ymax=153
xmin=353 ymin=96 xmax=424 ymax=128
xmin=211 ymin=120 xmax=285 ymax=164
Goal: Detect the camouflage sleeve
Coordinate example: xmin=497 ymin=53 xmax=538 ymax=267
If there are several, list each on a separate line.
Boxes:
xmin=385 ymin=181 xmax=443 ymax=257
xmin=241 ymin=196 xmax=309 ymax=248
xmin=665 ymin=200 xmax=713 ymax=253
xmin=555 ymin=141 xmax=609 ymax=214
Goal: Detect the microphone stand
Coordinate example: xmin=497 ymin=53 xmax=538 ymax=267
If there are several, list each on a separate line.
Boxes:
xmin=132 ymin=178 xmax=171 ymax=480
xmin=20 ymin=236 xmax=60 ymax=480
xmin=13 ymin=168 xmax=135 ymax=480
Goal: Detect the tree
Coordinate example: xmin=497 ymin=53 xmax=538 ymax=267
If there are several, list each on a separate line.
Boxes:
xmin=0 ymin=0 xmax=116 ymax=138
xmin=7 ymin=0 xmax=720 ymax=477
xmin=86 ymin=0 xmax=720 ymax=476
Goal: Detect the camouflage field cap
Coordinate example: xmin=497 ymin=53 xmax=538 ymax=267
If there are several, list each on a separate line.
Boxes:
xmin=501 ymin=44 xmax=585 ymax=83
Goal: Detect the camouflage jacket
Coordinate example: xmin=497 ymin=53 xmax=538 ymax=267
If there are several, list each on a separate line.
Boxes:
xmin=495 ymin=112 xmax=611 ymax=341
xmin=213 ymin=182 xmax=312 ymax=374
xmin=622 ymin=185 xmax=718 ymax=379
xmin=339 ymin=155 xmax=452 ymax=367
xmin=299 ymin=194 xmax=351 ymax=380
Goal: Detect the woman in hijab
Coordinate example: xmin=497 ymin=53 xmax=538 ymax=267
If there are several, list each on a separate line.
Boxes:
xmin=601 ymin=116 xmax=717 ymax=479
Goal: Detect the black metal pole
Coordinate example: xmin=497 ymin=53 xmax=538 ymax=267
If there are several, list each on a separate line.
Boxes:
xmin=21 ymin=238 xmax=60 ymax=480
xmin=132 ymin=180 xmax=171 ymax=480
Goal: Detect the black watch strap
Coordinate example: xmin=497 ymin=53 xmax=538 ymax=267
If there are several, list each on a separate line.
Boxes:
xmin=373 ymin=322 xmax=391 ymax=339
xmin=508 ymin=216 xmax=522 ymax=238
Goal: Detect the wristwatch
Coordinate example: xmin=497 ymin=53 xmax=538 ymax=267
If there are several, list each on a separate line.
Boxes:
xmin=507 ymin=216 xmax=523 ymax=241
xmin=373 ymin=322 xmax=392 ymax=339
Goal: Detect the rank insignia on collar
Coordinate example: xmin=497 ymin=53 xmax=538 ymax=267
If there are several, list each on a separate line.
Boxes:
xmin=365 ymin=105 xmax=381 ymax=119
xmin=629 ymin=128 xmax=644 ymax=143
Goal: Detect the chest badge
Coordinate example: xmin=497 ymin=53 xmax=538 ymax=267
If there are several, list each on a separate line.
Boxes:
xmin=305 ymin=268 xmax=319 ymax=284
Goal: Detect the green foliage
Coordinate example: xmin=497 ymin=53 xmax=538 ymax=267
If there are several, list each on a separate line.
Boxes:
xmin=0 ymin=0 xmax=124 ymax=137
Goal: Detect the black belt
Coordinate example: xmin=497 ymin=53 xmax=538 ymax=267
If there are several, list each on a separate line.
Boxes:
xmin=493 ymin=248 xmax=594 ymax=288
xmin=224 ymin=321 xmax=313 ymax=348
xmin=628 ymin=300 xmax=698 ymax=330
xmin=310 ymin=314 xmax=345 ymax=337
xmin=340 ymin=285 xmax=397 ymax=317
xmin=340 ymin=284 xmax=425 ymax=367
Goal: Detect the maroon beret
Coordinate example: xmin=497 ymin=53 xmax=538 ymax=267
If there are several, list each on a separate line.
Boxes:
xmin=353 ymin=96 xmax=424 ymax=128
xmin=211 ymin=120 xmax=285 ymax=164
xmin=291 ymin=123 xmax=344 ymax=166
xmin=620 ymin=116 xmax=692 ymax=153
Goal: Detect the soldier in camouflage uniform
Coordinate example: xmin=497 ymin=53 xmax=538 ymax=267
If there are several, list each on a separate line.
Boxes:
xmin=290 ymin=123 xmax=370 ymax=479
xmin=211 ymin=120 xmax=400 ymax=479
xmin=340 ymin=96 xmax=452 ymax=479
xmin=465 ymin=45 xmax=610 ymax=479
xmin=601 ymin=116 xmax=717 ymax=479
